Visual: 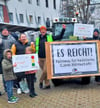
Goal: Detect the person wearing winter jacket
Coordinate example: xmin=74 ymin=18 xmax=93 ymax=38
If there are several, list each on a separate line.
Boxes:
xmin=25 ymin=46 xmax=38 ymax=98
xmin=0 ymin=27 xmax=16 ymax=93
xmin=2 ymin=49 xmax=19 ymax=103
xmin=83 ymin=28 xmax=100 ymax=84
xmin=11 ymin=33 xmax=35 ymax=94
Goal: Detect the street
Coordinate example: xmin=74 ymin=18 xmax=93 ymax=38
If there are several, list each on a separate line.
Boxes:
xmin=0 ymin=71 xmax=100 ymax=108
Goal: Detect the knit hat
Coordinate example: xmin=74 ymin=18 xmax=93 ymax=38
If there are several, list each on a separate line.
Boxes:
xmin=93 ymin=28 xmax=99 ymax=33
xmin=1 ymin=26 xmax=8 ymax=32
xmin=40 ymin=26 xmax=47 ymax=31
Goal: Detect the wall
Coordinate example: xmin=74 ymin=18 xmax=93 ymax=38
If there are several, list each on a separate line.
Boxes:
xmin=6 ymin=0 xmax=60 ymax=28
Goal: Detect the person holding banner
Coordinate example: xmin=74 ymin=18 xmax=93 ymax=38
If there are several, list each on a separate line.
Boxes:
xmin=11 ymin=33 xmax=35 ymax=94
xmin=36 ymin=25 xmax=66 ymax=89
xmin=83 ymin=28 xmax=100 ymax=84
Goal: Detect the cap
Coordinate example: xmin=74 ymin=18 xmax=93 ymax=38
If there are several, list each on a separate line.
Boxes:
xmin=40 ymin=26 xmax=47 ymax=31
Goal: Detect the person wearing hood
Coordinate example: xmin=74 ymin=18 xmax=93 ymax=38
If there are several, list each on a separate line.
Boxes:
xmin=0 ymin=27 xmax=16 ymax=94
xmin=2 ymin=49 xmax=19 ymax=103
xmin=11 ymin=33 xmax=35 ymax=94
xmin=83 ymin=28 xmax=100 ymax=84
xmin=83 ymin=28 xmax=100 ymax=40
xmin=93 ymin=29 xmax=100 ymax=40
xmin=93 ymin=29 xmax=100 ymax=83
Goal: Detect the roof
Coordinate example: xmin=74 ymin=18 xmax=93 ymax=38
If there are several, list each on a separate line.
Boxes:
xmin=0 ymin=23 xmax=38 ymax=32
xmin=0 ymin=23 xmax=52 ymax=32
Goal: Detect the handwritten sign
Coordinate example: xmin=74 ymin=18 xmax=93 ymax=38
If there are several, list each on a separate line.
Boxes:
xmin=74 ymin=23 xmax=94 ymax=38
xmin=12 ymin=54 xmax=39 ymax=73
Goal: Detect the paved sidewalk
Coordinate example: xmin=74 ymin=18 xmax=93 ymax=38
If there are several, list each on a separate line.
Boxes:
xmin=0 ymin=73 xmax=100 ymax=108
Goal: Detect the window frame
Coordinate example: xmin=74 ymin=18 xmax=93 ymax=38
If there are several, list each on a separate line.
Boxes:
xmin=29 ymin=15 xmax=33 ymax=24
xmin=19 ymin=14 xmax=24 ymax=23
xmin=9 ymin=12 xmax=13 ymax=23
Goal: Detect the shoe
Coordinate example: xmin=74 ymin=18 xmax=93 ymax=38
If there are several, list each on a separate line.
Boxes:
xmin=29 ymin=94 xmax=35 ymax=98
xmin=39 ymin=83 xmax=43 ymax=89
xmin=8 ymin=96 xmax=18 ymax=103
xmin=11 ymin=96 xmax=19 ymax=101
xmin=8 ymin=99 xmax=17 ymax=103
xmin=29 ymin=93 xmax=38 ymax=98
xmin=33 ymin=93 xmax=38 ymax=96
xmin=17 ymin=88 xmax=22 ymax=94
xmin=22 ymin=89 xmax=29 ymax=94
xmin=43 ymin=85 xmax=51 ymax=89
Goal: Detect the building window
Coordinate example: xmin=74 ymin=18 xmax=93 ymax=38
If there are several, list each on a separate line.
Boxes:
xmin=38 ymin=16 xmax=41 ymax=24
xmin=0 ymin=5 xmax=3 ymax=22
xmin=53 ymin=0 xmax=56 ymax=9
xmin=19 ymin=14 xmax=24 ymax=23
xmin=45 ymin=0 xmax=49 ymax=8
xmin=9 ymin=13 xmax=13 ymax=23
xmin=29 ymin=15 xmax=33 ymax=24
xmin=36 ymin=0 xmax=40 ymax=6
xmin=28 ymin=0 xmax=32 ymax=4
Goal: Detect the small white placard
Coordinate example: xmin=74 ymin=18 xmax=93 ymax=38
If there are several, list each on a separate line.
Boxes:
xmin=74 ymin=23 xmax=94 ymax=38
xmin=12 ymin=54 xmax=39 ymax=73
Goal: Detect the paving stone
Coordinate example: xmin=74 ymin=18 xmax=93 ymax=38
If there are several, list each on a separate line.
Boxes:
xmin=0 ymin=73 xmax=100 ymax=108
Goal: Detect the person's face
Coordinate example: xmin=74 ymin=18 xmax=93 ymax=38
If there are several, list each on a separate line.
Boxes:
xmin=19 ymin=34 xmax=27 ymax=43
xmin=40 ymin=29 xmax=47 ymax=36
xmin=6 ymin=52 xmax=12 ymax=59
xmin=93 ymin=31 xmax=99 ymax=37
xmin=25 ymin=49 xmax=32 ymax=54
xmin=2 ymin=29 xmax=9 ymax=36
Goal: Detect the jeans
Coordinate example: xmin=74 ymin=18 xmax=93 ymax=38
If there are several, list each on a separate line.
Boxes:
xmin=5 ymin=80 xmax=13 ymax=100
xmin=2 ymin=75 xmax=7 ymax=92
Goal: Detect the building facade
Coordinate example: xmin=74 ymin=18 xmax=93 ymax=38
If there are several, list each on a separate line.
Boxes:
xmin=0 ymin=0 xmax=60 ymax=29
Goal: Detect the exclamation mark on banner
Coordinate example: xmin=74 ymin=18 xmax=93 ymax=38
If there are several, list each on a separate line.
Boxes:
xmin=31 ymin=56 xmax=35 ymax=66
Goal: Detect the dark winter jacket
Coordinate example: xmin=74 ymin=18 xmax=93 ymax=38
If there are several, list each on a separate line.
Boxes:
xmin=38 ymin=29 xmax=65 ymax=58
xmin=11 ymin=40 xmax=30 ymax=55
xmin=84 ymin=29 xmax=100 ymax=40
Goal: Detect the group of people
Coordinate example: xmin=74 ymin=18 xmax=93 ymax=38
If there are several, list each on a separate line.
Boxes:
xmin=0 ymin=24 xmax=66 ymax=103
xmin=1 ymin=24 xmax=100 ymax=104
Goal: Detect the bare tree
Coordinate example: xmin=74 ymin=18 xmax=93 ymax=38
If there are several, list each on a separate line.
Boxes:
xmin=73 ymin=0 xmax=91 ymax=23
xmin=60 ymin=0 xmax=95 ymax=24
